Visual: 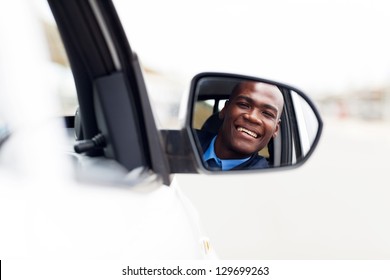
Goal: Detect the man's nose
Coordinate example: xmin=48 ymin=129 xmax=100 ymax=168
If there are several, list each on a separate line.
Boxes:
xmin=243 ymin=110 xmax=262 ymax=124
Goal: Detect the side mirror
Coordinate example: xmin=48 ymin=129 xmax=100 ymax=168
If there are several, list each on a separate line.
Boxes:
xmin=163 ymin=72 xmax=322 ymax=174
xmin=187 ymin=72 xmax=323 ymax=171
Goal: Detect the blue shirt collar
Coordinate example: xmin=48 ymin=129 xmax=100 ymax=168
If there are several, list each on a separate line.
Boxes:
xmin=203 ymin=136 xmax=250 ymax=171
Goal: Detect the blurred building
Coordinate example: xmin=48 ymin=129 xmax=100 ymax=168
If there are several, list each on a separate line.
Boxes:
xmin=317 ymin=86 xmax=390 ymax=121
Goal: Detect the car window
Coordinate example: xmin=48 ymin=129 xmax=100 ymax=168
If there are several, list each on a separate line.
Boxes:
xmin=291 ymin=90 xmax=320 ymax=156
xmin=193 ymin=99 xmax=227 ymax=130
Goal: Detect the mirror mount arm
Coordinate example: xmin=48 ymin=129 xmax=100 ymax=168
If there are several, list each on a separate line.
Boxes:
xmin=161 ymin=129 xmax=199 ymax=173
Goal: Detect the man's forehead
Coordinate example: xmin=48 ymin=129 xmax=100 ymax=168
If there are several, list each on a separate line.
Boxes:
xmin=240 ymin=82 xmax=280 ymax=94
xmin=233 ymin=82 xmax=282 ymax=100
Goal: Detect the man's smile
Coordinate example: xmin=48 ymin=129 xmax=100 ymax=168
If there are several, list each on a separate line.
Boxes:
xmin=237 ymin=126 xmax=259 ymax=139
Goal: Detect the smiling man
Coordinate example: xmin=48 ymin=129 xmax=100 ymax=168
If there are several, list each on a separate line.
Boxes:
xmin=200 ymin=81 xmax=284 ymax=170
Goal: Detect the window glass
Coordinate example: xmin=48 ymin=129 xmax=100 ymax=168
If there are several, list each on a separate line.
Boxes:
xmin=291 ymin=91 xmax=319 ymax=156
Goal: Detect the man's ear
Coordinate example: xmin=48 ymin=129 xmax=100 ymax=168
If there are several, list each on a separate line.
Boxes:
xmin=272 ymin=119 xmax=281 ymax=138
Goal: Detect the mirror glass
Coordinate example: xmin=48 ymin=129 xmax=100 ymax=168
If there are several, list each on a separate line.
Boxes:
xmin=191 ymin=74 xmax=322 ymax=171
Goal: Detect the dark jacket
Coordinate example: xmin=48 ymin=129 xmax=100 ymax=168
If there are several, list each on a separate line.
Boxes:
xmin=196 ymin=129 xmax=269 ymax=170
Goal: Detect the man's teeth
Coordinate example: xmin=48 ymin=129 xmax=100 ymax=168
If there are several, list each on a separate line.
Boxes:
xmin=237 ymin=127 xmax=258 ymax=138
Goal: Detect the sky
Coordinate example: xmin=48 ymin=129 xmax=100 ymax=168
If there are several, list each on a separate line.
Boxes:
xmin=113 ymin=0 xmax=390 ymax=96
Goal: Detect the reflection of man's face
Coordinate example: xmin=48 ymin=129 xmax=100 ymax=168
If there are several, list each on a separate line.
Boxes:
xmin=215 ymin=82 xmax=284 ymax=159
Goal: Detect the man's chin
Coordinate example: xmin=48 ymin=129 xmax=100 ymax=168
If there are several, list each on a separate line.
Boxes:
xmin=231 ymin=146 xmax=260 ymax=158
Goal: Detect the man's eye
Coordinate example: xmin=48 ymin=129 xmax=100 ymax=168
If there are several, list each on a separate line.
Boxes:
xmin=237 ymin=102 xmax=250 ymax=109
xmin=263 ymin=111 xmax=276 ymax=119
